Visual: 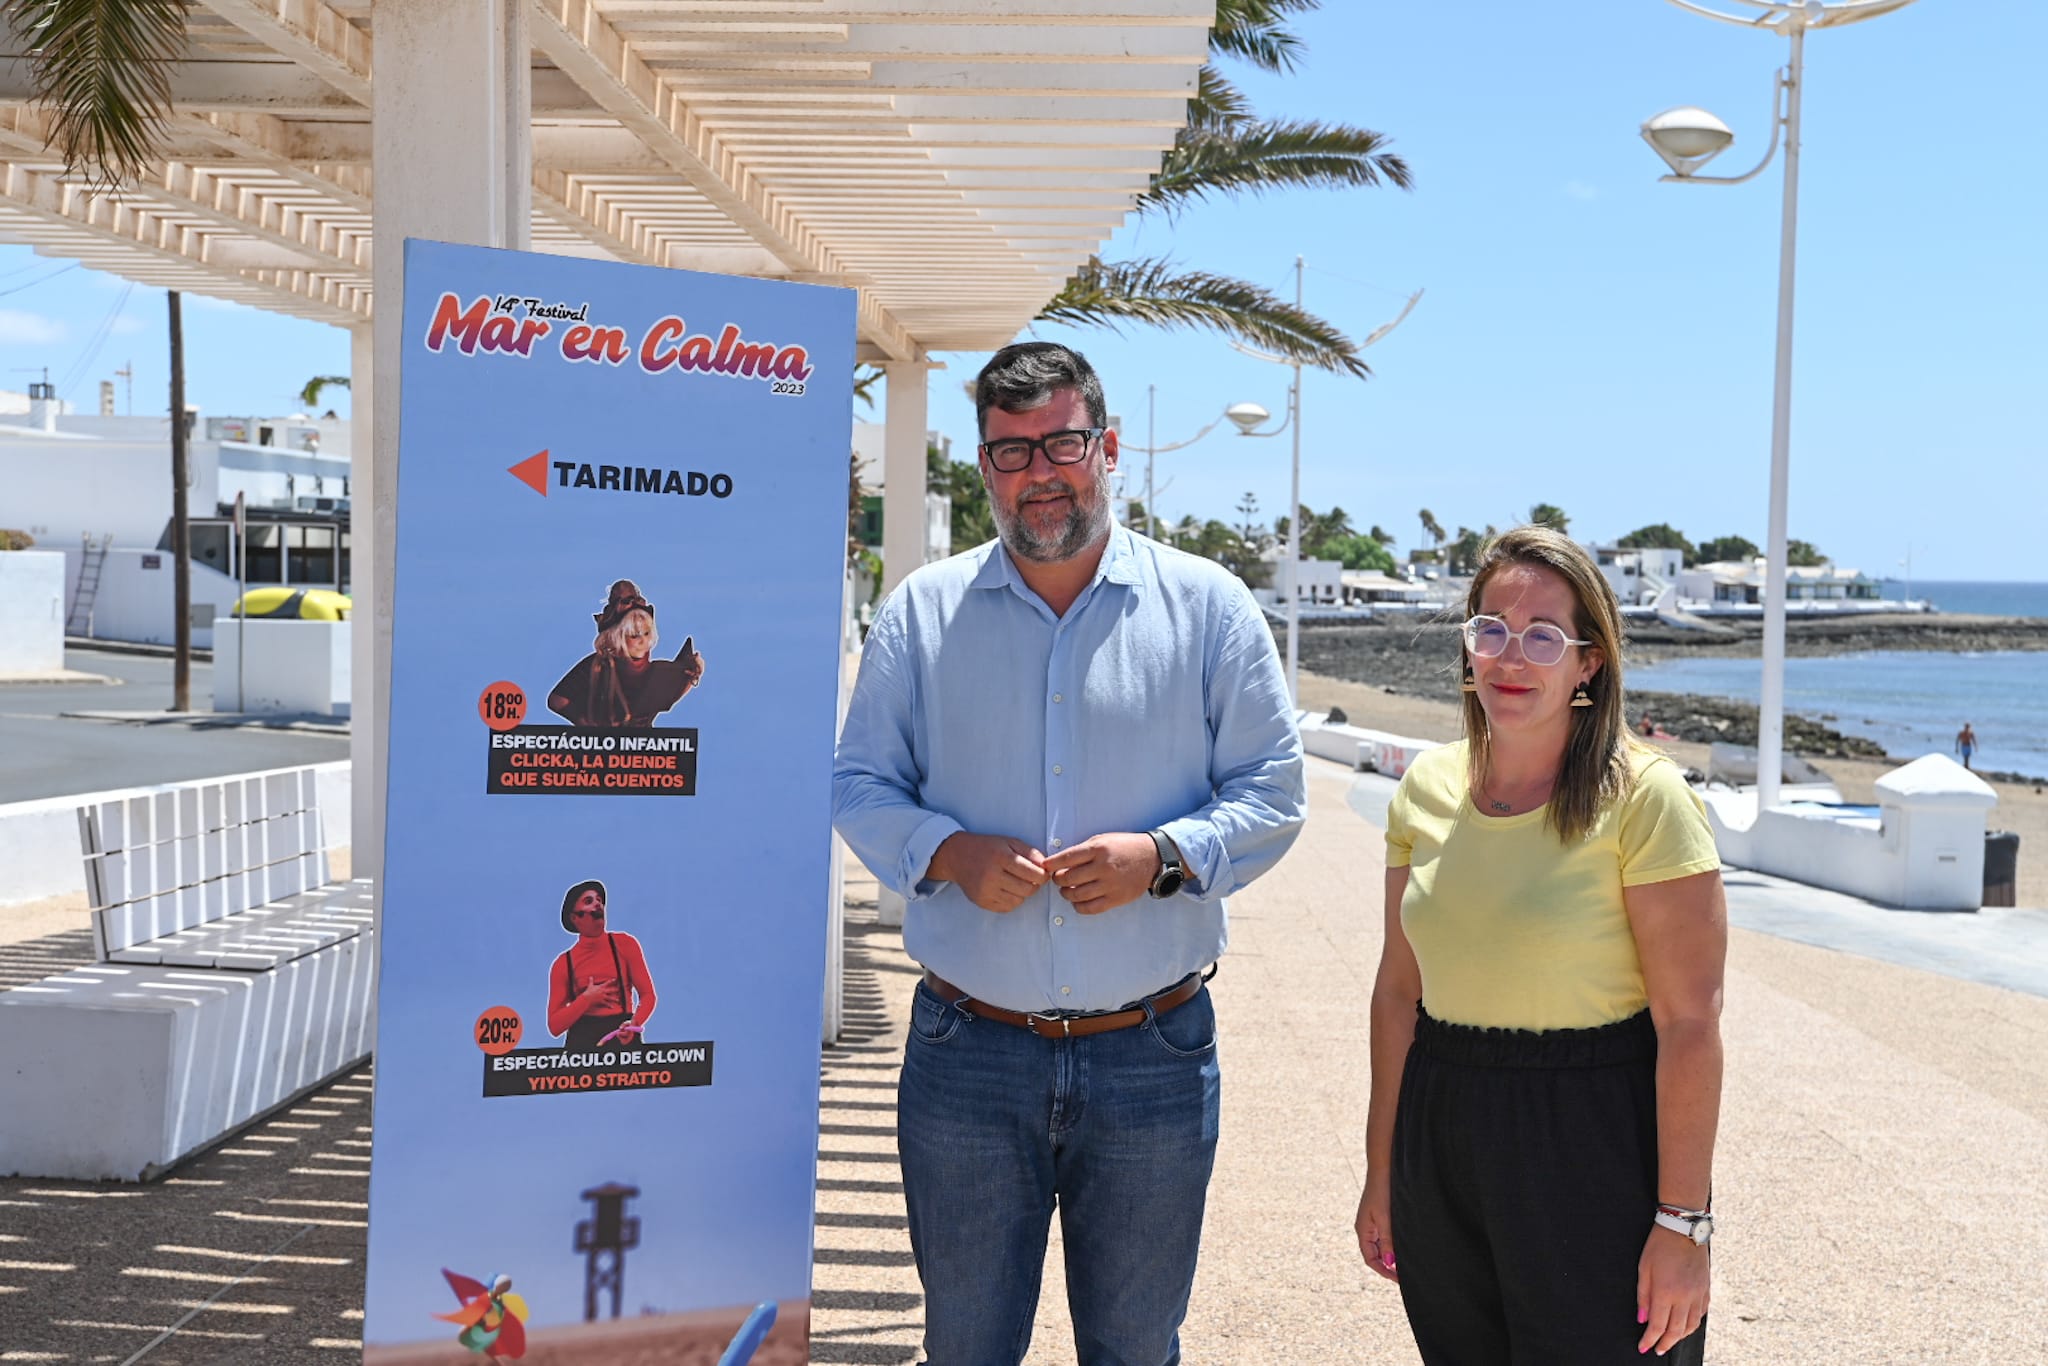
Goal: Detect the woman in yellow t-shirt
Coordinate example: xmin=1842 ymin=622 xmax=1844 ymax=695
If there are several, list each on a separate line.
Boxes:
xmin=1354 ymin=526 xmax=1727 ymax=1365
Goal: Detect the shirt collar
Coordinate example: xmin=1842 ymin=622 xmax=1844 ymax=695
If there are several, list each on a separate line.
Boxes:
xmin=967 ymin=524 xmax=1147 ymax=595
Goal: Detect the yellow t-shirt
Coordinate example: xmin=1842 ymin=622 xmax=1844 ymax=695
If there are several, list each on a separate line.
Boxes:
xmin=1385 ymin=739 xmax=1722 ymax=1031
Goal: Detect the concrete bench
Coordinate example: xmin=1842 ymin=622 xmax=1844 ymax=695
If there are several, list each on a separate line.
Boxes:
xmin=1299 ymin=712 xmax=1442 ymax=779
xmin=0 ymin=767 xmax=377 ymax=1180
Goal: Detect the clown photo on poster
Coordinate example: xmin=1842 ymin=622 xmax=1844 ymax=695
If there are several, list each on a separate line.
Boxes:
xmin=364 ymin=240 xmax=853 ymax=1365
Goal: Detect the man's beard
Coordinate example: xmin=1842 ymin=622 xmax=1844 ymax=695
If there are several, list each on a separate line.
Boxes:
xmin=989 ymin=465 xmax=1112 ymax=564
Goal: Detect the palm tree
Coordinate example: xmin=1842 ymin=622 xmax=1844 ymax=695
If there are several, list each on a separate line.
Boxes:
xmin=1529 ymin=503 xmax=1570 ymax=535
xmin=1035 ymin=0 xmax=1409 ymax=377
xmin=1419 ymin=508 xmax=1445 ymax=548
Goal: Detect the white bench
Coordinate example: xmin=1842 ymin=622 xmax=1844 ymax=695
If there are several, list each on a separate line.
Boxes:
xmin=0 ymin=767 xmax=377 ymax=1181
xmin=1299 ymin=712 xmax=1442 ymax=779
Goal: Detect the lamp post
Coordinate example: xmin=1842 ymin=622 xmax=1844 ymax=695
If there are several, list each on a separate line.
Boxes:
xmin=1231 ymin=257 xmax=1421 ymax=706
xmin=1120 ymin=384 xmax=1235 ymax=541
xmin=1642 ymin=0 xmax=1919 ymax=811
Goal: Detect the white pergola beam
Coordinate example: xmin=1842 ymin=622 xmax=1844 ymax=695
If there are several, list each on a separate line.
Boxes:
xmin=530 ymin=0 xmax=922 ymax=362
xmin=191 ymin=0 xmax=374 ymax=105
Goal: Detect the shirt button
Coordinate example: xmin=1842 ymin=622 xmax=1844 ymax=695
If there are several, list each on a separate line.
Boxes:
xmin=1052 ymin=693 xmax=1063 ymax=703
xmin=1060 ymin=986 xmax=1071 ymax=996
xmin=1054 ymin=915 xmax=1065 ymax=926
xmin=1051 ymin=837 xmax=1063 ymax=848
xmin=1052 ymin=764 xmax=1063 ymax=776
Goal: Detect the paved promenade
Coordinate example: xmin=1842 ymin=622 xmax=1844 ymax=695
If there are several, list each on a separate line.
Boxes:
xmin=3 ymin=755 xmax=2045 ymax=1361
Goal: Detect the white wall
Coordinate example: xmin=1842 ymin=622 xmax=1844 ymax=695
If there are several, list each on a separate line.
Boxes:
xmin=213 ymin=620 xmax=351 ymax=716
xmin=0 ymin=432 xmax=223 ymax=554
xmin=0 ymin=551 xmax=64 ymax=673
xmin=87 ymin=551 xmax=240 ymax=648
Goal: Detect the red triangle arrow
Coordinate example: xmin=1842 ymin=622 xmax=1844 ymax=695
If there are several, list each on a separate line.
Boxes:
xmin=508 ymin=450 xmax=549 ymax=496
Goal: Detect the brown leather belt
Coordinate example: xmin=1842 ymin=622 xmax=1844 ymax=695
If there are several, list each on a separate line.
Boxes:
xmin=923 ymin=970 xmax=1205 ymax=1039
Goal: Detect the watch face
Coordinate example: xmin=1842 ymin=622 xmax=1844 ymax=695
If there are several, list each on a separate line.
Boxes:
xmin=1153 ymin=869 xmax=1186 ymax=898
xmin=1692 ymin=1216 xmax=1713 ymax=1245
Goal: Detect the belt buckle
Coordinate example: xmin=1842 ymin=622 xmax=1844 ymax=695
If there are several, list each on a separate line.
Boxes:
xmin=1025 ymin=1012 xmax=1072 ymax=1038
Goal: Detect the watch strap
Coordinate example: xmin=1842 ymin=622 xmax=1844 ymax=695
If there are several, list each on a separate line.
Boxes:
xmin=1652 ymin=1207 xmax=1712 ymax=1245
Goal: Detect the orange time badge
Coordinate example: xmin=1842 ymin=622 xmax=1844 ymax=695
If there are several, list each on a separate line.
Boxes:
xmin=478 ymin=681 xmax=528 ymax=731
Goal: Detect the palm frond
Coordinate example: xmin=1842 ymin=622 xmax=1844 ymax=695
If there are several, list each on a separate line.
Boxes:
xmin=1142 ymin=119 xmax=1412 ymax=218
xmin=1209 ymin=0 xmax=1321 ymax=74
xmin=10 ymin=0 xmax=190 ymax=189
xmin=1185 ymin=64 xmax=1254 ymax=131
xmin=852 ymin=363 xmax=883 ymax=410
xmin=1037 ymin=257 xmax=1369 ymax=379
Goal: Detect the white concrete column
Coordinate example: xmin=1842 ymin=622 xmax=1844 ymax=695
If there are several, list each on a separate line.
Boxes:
xmin=362 ymin=0 xmax=532 ymax=892
xmin=347 ymin=323 xmax=379 ymax=880
xmin=881 ymin=361 xmax=932 ymax=595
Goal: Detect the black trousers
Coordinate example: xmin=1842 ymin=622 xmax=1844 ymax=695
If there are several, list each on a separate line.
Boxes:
xmin=1392 ymin=1008 xmax=1706 ymax=1366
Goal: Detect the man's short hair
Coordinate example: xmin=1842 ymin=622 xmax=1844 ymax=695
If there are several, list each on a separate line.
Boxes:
xmin=973 ymin=342 xmax=1108 ymax=437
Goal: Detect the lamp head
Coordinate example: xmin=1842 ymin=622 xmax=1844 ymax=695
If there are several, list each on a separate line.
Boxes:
xmin=1225 ymin=401 xmax=1272 ymax=435
xmin=1641 ymin=106 xmax=1735 ymax=177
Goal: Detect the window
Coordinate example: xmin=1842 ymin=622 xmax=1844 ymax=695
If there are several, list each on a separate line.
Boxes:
xmin=289 ymin=525 xmax=337 ymax=586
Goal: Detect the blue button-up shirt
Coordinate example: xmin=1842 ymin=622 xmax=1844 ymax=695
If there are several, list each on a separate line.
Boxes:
xmin=832 ymin=526 xmax=1305 ymax=1012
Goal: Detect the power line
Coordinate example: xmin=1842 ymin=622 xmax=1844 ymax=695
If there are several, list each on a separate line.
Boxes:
xmin=58 ymin=280 xmax=135 ymax=401
xmin=0 ymin=260 xmax=80 ymax=298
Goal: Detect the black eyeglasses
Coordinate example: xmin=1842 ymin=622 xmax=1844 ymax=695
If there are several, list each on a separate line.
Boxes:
xmin=570 ymin=907 xmax=606 ymax=920
xmin=978 ymin=428 xmax=1104 ymax=474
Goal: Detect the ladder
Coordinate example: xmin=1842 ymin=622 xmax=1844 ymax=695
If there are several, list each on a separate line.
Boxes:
xmin=66 ymin=533 xmax=110 ymax=637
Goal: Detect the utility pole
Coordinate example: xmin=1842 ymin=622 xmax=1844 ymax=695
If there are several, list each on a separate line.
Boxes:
xmin=169 ymin=292 xmax=191 ymax=713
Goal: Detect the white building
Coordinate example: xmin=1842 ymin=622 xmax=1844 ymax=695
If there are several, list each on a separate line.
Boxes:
xmin=1590 ymin=544 xmax=1684 ymax=608
xmin=1677 ymin=557 xmax=1885 ymax=610
xmin=851 ymin=422 xmax=952 ymax=596
xmin=0 ymin=407 xmax=352 ymax=647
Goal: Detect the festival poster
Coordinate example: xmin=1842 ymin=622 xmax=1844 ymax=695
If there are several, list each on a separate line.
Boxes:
xmin=363 ymin=240 xmax=854 ymax=1365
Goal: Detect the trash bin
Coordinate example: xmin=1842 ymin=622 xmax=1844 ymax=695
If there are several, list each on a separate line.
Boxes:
xmin=1983 ymin=830 xmax=2020 ymax=908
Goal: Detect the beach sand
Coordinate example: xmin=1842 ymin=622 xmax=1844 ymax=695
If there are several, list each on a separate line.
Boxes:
xmin=363 ymin=1299 xmax=807 ymax=1366
xmin=1299 ymin=668 xmax=2048 ymax=910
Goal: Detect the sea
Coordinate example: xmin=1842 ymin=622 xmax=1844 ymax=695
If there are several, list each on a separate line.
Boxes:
xmin=1629 ymin=581 xmax=2048 ymax=781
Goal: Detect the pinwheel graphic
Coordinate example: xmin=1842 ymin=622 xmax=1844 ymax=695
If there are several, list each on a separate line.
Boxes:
xmin=433 ymin=1268 xmax=530 ymax=1360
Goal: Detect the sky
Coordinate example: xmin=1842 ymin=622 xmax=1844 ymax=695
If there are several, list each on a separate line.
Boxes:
xmin=1 ymin=0 xmax=2040 ymax=581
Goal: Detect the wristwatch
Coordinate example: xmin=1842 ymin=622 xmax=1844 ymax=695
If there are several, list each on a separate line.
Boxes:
xmin=1653 ymin=1203 xmax=1714 ymax=1248
xmin=1146 ymin=829 xmax=1187 ymax=899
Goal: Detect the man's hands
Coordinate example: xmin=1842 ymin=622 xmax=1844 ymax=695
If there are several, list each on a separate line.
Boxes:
xmin=929 ymin=831 xmax=1168 ymax=915
xmin=1043 ymin=833 xmax=1160 ymax=915
xmin=929 ymin=833 xmax=1048 ymax=913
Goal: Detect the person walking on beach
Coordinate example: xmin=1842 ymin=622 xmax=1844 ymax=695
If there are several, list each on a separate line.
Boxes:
xmin=1356 ymin=526 xmax=1728 ymax=1364
xmin=834 ymin=342 xmax=1305 ymax=1366
xmin=1956 ymin=722 xmax=1979 ymax=771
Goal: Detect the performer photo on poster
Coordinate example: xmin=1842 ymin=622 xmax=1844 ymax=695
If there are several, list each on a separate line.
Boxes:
xmin=476 ymin=877 xmax=713 ymax=1100
xmin=479 ymin=576 xmax=704 ymax=798
xmin=547 ymin=579 xmax=706 ymax=728
xmin=549 ymin=878 xmax=656 ymax=1049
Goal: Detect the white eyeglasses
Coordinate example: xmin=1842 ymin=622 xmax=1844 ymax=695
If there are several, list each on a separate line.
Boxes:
xmin=1463 ymin=614 xmax=1590 ymax=667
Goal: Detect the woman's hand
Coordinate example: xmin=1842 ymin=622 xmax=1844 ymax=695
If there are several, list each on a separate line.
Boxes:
xmin=1637 ymin=1227 xmax=1709 ymax=1355
xmin=1354 ymin=1174 xmax=1398 ymax=1283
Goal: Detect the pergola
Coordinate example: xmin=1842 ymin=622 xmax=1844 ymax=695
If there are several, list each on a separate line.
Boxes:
xmin=0 ymin=0 xmax=1213 ymax=881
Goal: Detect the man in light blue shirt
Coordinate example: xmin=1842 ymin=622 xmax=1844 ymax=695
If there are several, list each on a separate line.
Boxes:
xmin=833 ymin=342 xmax=1304 ymax=1366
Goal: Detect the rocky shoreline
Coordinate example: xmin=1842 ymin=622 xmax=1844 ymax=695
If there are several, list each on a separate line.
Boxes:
xmin=1288 ymin=613 xmax=2047 ymax=770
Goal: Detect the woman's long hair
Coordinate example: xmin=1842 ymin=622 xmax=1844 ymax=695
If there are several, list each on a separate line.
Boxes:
xmin=1460 ymin=525 xmax=1639 ymax=843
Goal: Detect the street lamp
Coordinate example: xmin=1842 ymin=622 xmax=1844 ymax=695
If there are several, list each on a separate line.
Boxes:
xmin=1642 ymin=0 xmax=1920 ymax=811
xmin=1119 ymin=385 xmax=1235 ymax=541
xmin=1232 ymin=257 xmax=1421 ymax=707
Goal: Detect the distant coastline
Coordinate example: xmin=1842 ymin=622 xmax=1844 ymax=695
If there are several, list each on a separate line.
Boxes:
xmin=1291 ymin=613 xmax=2048 ymax=777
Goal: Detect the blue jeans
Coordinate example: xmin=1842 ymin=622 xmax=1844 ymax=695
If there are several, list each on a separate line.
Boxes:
xmin=896 ymin=978 xmax=1222 ymax=1366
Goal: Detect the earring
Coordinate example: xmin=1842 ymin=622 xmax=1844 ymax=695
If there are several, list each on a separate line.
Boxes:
xmin=1571 ymin=682 xmax=1594 ymax=708
xmin=1461 ymin=665 xmax=1479 ymax=694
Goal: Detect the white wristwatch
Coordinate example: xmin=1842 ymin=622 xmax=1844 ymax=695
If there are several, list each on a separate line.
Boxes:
xmin=1653 ymin=1204 xmax=1714 ymax=1247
